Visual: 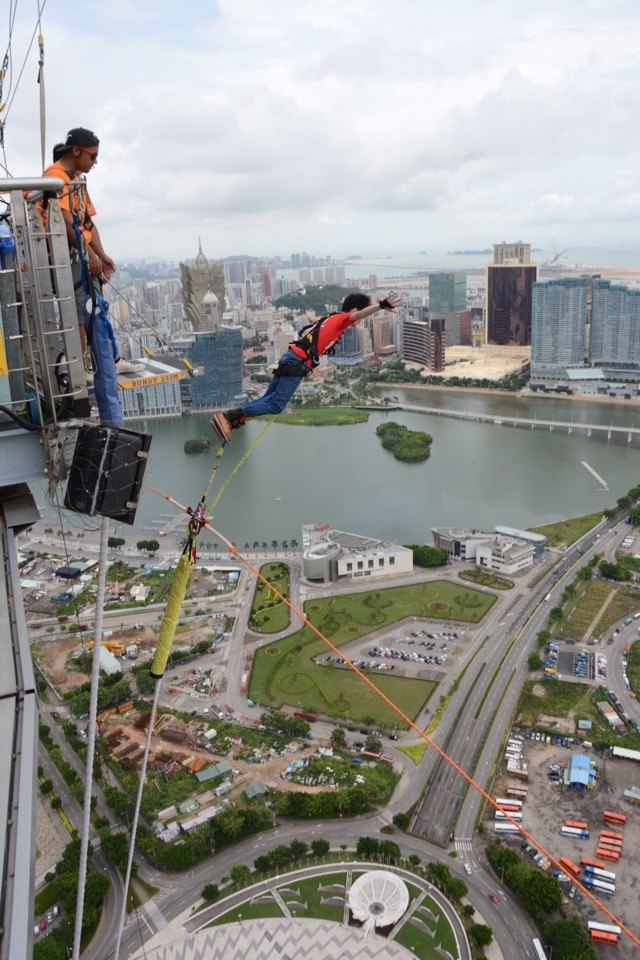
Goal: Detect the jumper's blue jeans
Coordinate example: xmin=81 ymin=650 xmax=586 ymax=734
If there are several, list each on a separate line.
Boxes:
xmin=243 ymin=350 xmax=308 ymax=418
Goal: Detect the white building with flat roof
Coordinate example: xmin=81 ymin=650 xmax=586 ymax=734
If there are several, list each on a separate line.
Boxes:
xmin=302 ymin=523 xmax=412 ymax=583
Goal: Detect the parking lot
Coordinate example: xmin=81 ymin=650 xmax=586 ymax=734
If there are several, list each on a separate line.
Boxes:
xmin=317 ymin=623 xmax=468 ymax=681
xmin=489 ymin=737 xmax=640 ymax=959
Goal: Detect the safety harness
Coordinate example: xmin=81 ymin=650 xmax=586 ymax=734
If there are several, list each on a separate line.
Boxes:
xmin=282 ymin=312 xmax=341 ymax=375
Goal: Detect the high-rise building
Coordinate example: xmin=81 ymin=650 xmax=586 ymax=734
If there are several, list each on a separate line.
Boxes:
xmin=590 ymin=279 xmax=640 ymax=367
xmin=187 ymin=328 xmax=244 ymax=409
xmin=180 ymin=241 xmax=225 ymax=331
xmin=371 ymin=314 xmax=395 ymax=353
xmin=402 ymin=313 xmax=445 ymax=371
xmin=429 ymin=272 xmax=467 ymax=345
xmin=486 ymin=264 xmax=538 ymax=345
xmin=531 ymin=278 xmax=588 ymax=378
xmin=493 ymin=241 xmax=531 ymax=265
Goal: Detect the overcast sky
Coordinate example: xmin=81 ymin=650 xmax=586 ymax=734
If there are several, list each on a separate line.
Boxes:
xmin=5 ymin=0 xmax=640 ymax=262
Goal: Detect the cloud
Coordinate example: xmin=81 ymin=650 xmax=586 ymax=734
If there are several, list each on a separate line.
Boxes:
xmin=5 ymin=0 xmax=640 ymax=256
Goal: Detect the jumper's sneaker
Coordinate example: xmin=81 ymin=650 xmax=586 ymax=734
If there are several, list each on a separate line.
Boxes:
xmin=210 ymin=412 xmax=233 ymax=446
xmin=116 ymin=359 xmax=145 ymax=374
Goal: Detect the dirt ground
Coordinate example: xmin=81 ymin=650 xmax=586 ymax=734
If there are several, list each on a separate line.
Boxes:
xmin=488 ymin=740 xmax=640 ymax=959
xmin=101 ymin=712 xmax=329 ymax=799
xmin=35 ymin=796 xmax=68 ymax=880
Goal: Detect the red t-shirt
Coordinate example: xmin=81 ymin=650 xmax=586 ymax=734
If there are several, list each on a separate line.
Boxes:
xmin=289 ymin=311 xmax=355 ymax=365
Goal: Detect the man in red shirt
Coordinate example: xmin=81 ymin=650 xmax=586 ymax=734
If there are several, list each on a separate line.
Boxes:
xmin=211 ymin=292 xmax=401 ymax=444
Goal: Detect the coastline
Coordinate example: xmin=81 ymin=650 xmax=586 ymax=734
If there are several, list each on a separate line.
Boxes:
xmin=377 ymin=381 xmax=640 ymax=407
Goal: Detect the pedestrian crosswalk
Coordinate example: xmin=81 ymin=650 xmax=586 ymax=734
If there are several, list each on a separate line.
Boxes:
xmin=455 ymin=837 xmax=473 ymax=854
xmin=144 ymin=899 xmax=167 ymax=931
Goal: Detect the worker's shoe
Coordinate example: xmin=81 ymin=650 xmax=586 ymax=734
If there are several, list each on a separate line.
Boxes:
xmin=210 ymin=412 xmax=233 ymax=446
xmin=116 ymin=358 xmax=145 ymax=374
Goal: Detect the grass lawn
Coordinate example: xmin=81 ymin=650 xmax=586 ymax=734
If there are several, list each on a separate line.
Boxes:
xmin=276 ymin=407 xmax=370 ymax=426
xmin=212 ymin=898 xmax=284 ymax=925
xmin=250 ymin=563 xmax=291 ymax=633
xmin=249 ymin=582 xmax=493 ymax=726
xmin=528 ymin=512 xmax=603 ymax=547
xmin=399 ymin=742 xmax=429 ymax=765
xmin=394 ymin=894 xmax=459 ymax=959
xmin=282 ymin=875 xmax=345 ymax=922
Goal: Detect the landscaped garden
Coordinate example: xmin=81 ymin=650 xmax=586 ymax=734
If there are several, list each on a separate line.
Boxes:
xmin=211 ymin=869 xmax=462 ymax=960
xmin=249 ymin=562 xmax=290 ymax=633
xmin=249 ymin=582 xmax=495 ymax=727
xmin=459 ymin=569 xmax=513 ymax=590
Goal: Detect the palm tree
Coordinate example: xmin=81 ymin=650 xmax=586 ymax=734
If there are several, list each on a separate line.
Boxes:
xmin=271 ymin=539 xmax=278 ymax=550
xmin=261 ymin=541 xmax=268 ymax=551
xmin=252 ymin=541 xmax=260 ymax=550
xmin=290 ymin=538 xmax=298 ymax=550
xmin=281 ymin=540 xmax=289 ymax=550
xmin=244 ymin=542 xmax=251 ymax=550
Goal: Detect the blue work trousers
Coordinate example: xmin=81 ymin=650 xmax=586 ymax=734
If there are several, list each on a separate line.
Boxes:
xmin=72 ymin=262 xmax=124 ymax=427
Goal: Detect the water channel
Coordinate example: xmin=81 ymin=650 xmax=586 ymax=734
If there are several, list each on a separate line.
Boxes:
xmin=109 ymin=389 xmax=640 ymax=548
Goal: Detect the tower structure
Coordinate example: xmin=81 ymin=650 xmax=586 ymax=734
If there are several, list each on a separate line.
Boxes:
xmin=486 ymin=263 xmax=538 ymax=345
xmin=180 ymin=240 xmax=225 ymax=331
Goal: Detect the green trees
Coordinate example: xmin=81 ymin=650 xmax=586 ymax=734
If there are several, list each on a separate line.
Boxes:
xmin=136 ymin=539 xmax=160 ymax=555
xmin=407 ymin=544 xmax=448 ymax=567
xmin=468 ymin=924 xmax=493 ymax=947
xmin=202 ymin=883 xmax=220 ymax=902
xmin=376 ymin=422 xmax=433 ymax=462
xmin=107 ymin=536 xmax=125 ymax=549
xmin=486 ymin=844 xmax=562 ymax=925
xmin=330 ymin=726 xmax=346 ymax=748
xmin=528 ymin=652 xmax=543 ymax=671
xmin=543 ymin=917 xmax=597 ymax=960
xmin=364 ymin=734 xmax=382 ymax=753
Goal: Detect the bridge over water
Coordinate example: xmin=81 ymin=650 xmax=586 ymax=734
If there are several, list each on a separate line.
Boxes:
xmin=393 ymin=404 xmax=640 ymax=442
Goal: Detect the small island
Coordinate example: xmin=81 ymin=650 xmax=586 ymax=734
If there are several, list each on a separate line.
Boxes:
xmin=376 ymin=422 xmax=432 ymax=462
xmin=184 ymin=436 xmax=212 ymax=454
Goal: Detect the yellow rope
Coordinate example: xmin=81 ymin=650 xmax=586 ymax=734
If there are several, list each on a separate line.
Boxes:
xmin=205 ymin=418 xmax=274 ymax=519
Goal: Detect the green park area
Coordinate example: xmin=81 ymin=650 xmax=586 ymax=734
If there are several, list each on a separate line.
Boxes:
xmin=249 ymin=563 xmax=290 ymax=633
xmin=249 ymin=581 xmax=495 ymax=727
xmin=528 ymin=512 xmax=603 ymax=548
xmin=275 ymin=406 xmax=369 ymax=426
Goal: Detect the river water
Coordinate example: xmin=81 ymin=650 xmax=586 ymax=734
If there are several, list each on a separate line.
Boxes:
xmin=119 ymin=390 xmax=640 ymax=547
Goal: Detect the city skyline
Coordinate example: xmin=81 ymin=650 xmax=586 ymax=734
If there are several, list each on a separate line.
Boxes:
xmin=5 ymin=1 xmax=640 ymax=261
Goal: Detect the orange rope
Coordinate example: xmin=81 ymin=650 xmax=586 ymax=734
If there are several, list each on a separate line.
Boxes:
xmin=142 ymin=481 xmax=640 ymax=948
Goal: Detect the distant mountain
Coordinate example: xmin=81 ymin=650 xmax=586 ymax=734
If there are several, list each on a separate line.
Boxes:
xmin=448 ymin=249 xmax=492 ymax=255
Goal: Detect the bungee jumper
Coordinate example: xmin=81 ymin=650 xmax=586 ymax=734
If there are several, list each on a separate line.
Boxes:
xmin=211 ymin=291 xmax=402 ymax=444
